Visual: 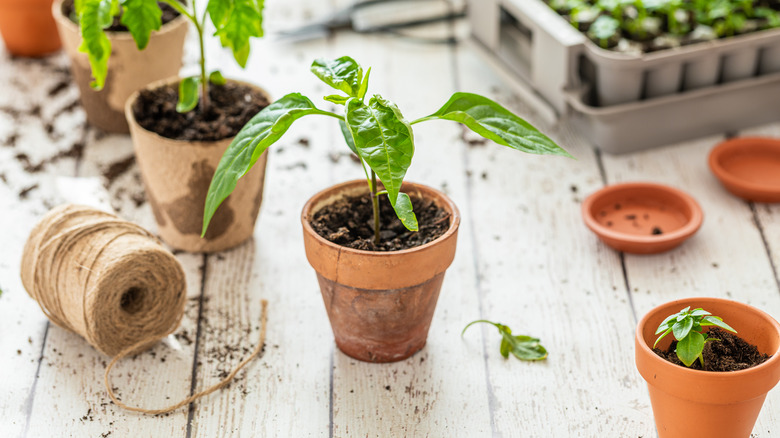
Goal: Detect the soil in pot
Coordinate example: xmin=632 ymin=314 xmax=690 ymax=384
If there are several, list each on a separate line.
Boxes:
xmin=61 ymin=0 xmax=180 ymax=30
xmin=131 ymin=81 xmax=270 ymax=141
xmin=653 ymin=328 xmax=771 ymax=372
xmin=311 ymin=193 xmax=450 ymax=251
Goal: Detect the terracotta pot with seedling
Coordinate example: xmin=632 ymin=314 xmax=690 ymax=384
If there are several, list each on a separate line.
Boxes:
xmin=53 ymin=0 xmax=188 ymax=132
xmin=636 ymin=297 xmax=780 ymax=438
xmin=123 ymin=0 xmax=269 ymax=253
xmin=204 ymin=56 xmax=571 ymax=362
xmin=0 ymin=0 xmax=61 ymax=57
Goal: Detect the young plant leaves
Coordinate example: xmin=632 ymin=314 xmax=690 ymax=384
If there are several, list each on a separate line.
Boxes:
xmin=462 ymin=320 xmax=548 ymax=361
xmin=202 ymin=93 xmax=335 ymax=235
xmin=675 ymin=331 xmax=705 ymax=367
xmin=414 ymin=93 xmax=572 ymax=158
xmin=119 ymin=0 xmax=162 ymax=50
xmin=654 ymin=306 xmax=737 ymax=368
xmin=177 ymin=77 xmax=200 ymax=113
xmin=77 ymin=0 xmax=116 ymax=89
xmin=209 ymin=0 xmax=265 ymax=68
xmin=209 ymin=70 xmax=227 ymax=86
xmin=311 ymin=56 xmax=364 ymax=97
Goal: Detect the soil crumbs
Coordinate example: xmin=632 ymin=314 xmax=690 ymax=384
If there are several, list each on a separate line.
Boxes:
xmin=132 ymin=82 xmax=269 ymax=141
xmin=62 ymin=0 xmax=181 ymax=30
xmin=654 ymin=328 xmax=770 ymax=372
xmin=311 ymin=193 xmax=450 ymax=251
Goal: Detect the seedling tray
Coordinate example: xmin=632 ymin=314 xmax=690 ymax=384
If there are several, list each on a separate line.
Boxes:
xmin=468 ymin=0 xmax=780 ymax=153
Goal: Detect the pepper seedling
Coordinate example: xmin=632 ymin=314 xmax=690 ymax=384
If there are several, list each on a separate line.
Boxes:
xmin=654 ymin=306 xmax=736 ymax=368
xmin=73 ymin=0 xmax=264 ymax=113
xmin=202 ymin=56 xmax=571 ymax=244
xmin=462 ymin=320 xmax=548 ymax=361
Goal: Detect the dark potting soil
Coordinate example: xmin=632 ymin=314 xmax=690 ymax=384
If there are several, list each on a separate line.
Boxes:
xmin=311 ymin=193 xmax=450 ymax=252
xmin=62 ymin=0 xmax=181 ymax=31
xmin=132 ymin=82 xmax=270 ymax=141
xmin=653 ymin=328 xmax=771 ymax=372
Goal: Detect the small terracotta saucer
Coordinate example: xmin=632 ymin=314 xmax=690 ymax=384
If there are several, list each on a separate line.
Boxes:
xmin=709 ymin=137 xmax=780 ymax=203
xmin=582 ymin=182 xmax=703 ymax=254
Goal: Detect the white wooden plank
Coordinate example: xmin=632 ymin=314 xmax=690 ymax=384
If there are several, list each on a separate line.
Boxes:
xmin=455 ymin=39 xmax=654 ymax=436
xmin=600 ymin=134 xmax=780 ymax=436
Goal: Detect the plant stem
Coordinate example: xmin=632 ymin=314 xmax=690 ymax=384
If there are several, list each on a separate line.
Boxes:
xmin=370 ymin=170 xmax=381 ymax=245
xmin=192 ymin=0 xmax=210 ymax=113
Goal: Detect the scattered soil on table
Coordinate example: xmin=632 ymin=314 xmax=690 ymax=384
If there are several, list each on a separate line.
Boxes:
xmin=132 ymin=82 xmax=269 ymax=141
xmin=653 ymin=328 xmax=771 ymax=371
xmin=62 ymin=0 xmax=181 ymax=30
xmin=14 ymin=141 xmax=85 ymax=174
xmin=102 ymin=155 xmax=135 ymax=187
xmin=310 ymin=193 xmax=450 ymax=251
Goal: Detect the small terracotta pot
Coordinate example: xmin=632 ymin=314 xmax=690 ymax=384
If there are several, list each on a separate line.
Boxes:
xmin=709 ymin=137 xmax=780 ymax=203
xmin=126 ymin=78 xmax=269 ymax=253
xmin=301 ymin=180 xmax=461 ymax=363
xmin=0 ymin=0 xmax=61 ymax=57
xmin=636 ymin=297 xmax=780 ymax=438
xmin=53 ymin=0 xmax=188 ymax=133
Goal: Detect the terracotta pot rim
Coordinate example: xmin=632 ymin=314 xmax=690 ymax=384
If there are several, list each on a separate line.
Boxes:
xmin=125 ymin=76 xmax=271 ymax=146
xmin=636 ymin=296 xmax=780 ymax=378
xmin=1 ymin=0 xmax=54 ymax=9
xmin=708 ymin=137 xmax=780 ymax=198
xmin=582 ymin=181 xmax=703 ymax=245
xmin=53 ymin=0 xmax=188 ymax=40
xmin=301 ymin=179 xmax=462 ymax=257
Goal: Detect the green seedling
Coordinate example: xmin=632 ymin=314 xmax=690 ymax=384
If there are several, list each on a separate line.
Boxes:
xmin=588 ymin=15 xmax=620 ymax=48
xmin=202 ymin=56 xmax=571 ymax=243
xmin=462 ymin=320 xmax=548 ymax=361
xmin=654 ymin=306 xmax=736 ymax=368
xmin=74 ymin=0 xmax=264 ymax=113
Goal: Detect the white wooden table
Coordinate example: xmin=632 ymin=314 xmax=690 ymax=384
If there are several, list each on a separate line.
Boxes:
xmin=2 ymin=1 xmax=780 ymax=436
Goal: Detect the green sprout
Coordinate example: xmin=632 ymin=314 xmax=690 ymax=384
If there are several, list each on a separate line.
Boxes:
xmin=462 ymin=320 xmax=548 ymax=361
xmin=654 ymin=306 xmax=736 ymax=368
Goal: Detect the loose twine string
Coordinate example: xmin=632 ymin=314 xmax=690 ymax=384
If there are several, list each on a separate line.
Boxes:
xmin=21 ymin=204 xmax=269 ymax=415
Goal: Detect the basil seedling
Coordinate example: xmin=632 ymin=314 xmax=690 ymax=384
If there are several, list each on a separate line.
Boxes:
xmin=202 ymin=56 xmax=571 ymax=243
xmin=654 ymin=306 xmax=736 ymax=368
xmin=73 ymin=0 xmax=264 ymax=113
xmin=462 ymin=320 xmax=548 ymax=361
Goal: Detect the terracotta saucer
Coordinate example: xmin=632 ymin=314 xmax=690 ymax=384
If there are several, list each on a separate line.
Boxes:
xmin=582 ymin=182 xmax=703 ymax=254
xmin=709 ymin=137 xmax=780 ymax=203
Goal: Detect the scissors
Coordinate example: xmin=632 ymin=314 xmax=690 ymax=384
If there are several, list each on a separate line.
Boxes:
xmin=277 ymin=0 xmax=467 ymax=43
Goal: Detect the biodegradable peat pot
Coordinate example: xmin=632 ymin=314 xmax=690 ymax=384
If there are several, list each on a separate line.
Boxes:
xmin=301 ymin=180 xmax=461 ymax=363
xmin=126 ymin=78 xmax=269 ymax=253
xmin=636 ymin=297 xmax=780 ymax=438
xmin=0 ymin=0 xmax=61 ymax=57
xmin=53 ymin=0 xmax=188 ymax=133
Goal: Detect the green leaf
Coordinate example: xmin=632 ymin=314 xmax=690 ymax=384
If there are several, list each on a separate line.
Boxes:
xmin=461 ymin=319 xmax=548 ymax=361
xmin=119 ymin=0 xmax=162 ymax=49
xmin=311 ymin=56 xmax=364 ymax=97
xmin=209 ymin=0 xmax=265 ymax=68
xmin=655 ymin=314 xmax=678 ymax=334
xmin=345 ymin=95 xmax=415 ymax=230
xmin=701 ymin=315 xmax=737 ymax=333
xmin=324 ymin=95 xmax=349 ymax=105
xmin=672 ymin=316 xmax=694 ymax=341
xmin=203 ymin=93 xmax=332 ymax=235
xmin=357 ymin=67 xmax=371 ymax=100
xmin=338 ymin=119 xmax=358 ymax=156
xmin=177 ymin=77 xmax=200 ymax=113
xmin=690 ymin=308 xmax=711 ymax=317
xmin=653 ymin=327 xmax=673 ymax=348
xmin=392 ymin=192 xmax=419 ymax=232
xmin=499 ymin=338 xmax=510 ymax=358
xmin=676 ymin=331 xmax=705 ymax=367
xmin=415 ymin=93 xmax=571 ymax=157
xmin=209 ymin=70 xmax=227 ymax=86
xmin=77 ymin=0 xmax=116 ymax=90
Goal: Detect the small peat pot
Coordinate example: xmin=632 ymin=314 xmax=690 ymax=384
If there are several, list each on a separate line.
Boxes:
xmin=126 ymin=78 xmax=270 ymax=253
xmin=53 ymin=0 xmax=187 ymax=133
xmin=709 ymin=137 xmax=780 ymax=203
xmin=582 ymin=182 xmax=703 ymax=254
xmin=301 ymin=180 xmax=460 ymax=363
xmin=0 ymin=0 xmax=61 ymax=57
xmin=635 ymin=297 xmax=780 ymax=438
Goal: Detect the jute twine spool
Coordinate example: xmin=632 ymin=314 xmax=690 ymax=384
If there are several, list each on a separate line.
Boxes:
xmin=21 ymin=204 xmax=268 ymax=415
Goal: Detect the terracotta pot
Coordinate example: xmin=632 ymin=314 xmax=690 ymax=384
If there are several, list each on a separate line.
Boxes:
xmin=126 ymin=78 xmax=269 ymax=253
xmin=301 ymin=180 xmax=461 ymax=363
xmin=0 ymin=0 xmax=60 ymax=57
xmin=635 ymin=297 xmax=780 ymax=438
xmin=53 ymin=0 xmax=188 ymax=133
xmin=709 ymin=137 xmax=780 ymax=203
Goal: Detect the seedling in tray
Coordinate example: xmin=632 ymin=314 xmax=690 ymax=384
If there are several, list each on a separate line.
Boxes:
xmin=654 ymin=306 xmax=737 ymax=368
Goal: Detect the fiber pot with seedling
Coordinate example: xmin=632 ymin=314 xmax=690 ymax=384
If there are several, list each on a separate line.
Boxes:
xmin=52 ymin=0 xmax=189 ymax=132
xmin=0 ymin=0 xmax=61 ymax=57
xmin=635 ymin=297 xmax=780 ymax=438
xmin=203 ymin=56 xmax=571 ymax=362
xmin=124 ymin=0 xmax=270 ymax=253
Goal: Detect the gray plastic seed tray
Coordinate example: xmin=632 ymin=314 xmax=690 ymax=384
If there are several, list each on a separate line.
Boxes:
xmin=468 ymin=0 xmax=780 ymax=153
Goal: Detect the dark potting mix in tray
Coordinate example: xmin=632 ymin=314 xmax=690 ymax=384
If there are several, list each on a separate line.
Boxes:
xmin=654 ymin=327 xmax=771 ymax=372
xmin=132 ymin=82 xmax=270 ymax=141
xmin=63 ymin=0 xmax=182 ymax=30
xmin=311 ymin=194 xmax=450 ymax=252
